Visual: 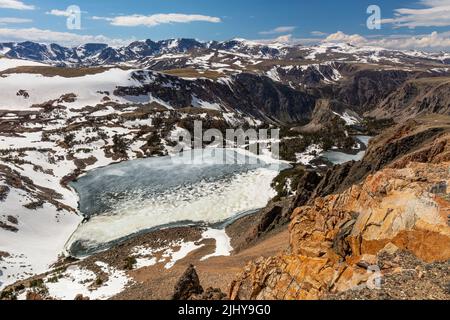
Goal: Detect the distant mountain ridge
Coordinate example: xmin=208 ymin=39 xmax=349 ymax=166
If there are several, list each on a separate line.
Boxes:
xmin=0 ymin=38 xmax=285 ymax=66
xmin=1 ymin=38 xmax=449 ymax=67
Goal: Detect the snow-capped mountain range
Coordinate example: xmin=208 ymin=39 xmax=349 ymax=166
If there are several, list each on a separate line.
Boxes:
xmin=1 ymin=38 xmax=449 ymax=67
xmin=0 ymin=38 xmax=280 ymax=66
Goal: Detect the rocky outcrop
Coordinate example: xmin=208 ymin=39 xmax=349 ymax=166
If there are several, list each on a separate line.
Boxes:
xmin=229 ymin=117 xmax=450 ymax=300
xmin=300 ymin=99 xmax=350 ymax=133
xmin=236 ymin=199 xmax=293 ymax=250
xmin=74 ymin=294 xmax=90 ymax=301
xmin=290 ymin=170 xmax=323 ymax=208
xmin=172 ymin=265 xmax=204 ymax=300
xmin=172 ymin=265 xmax=227 ymax=300
xmin=230 ymin=160 xmax=450 ymax=300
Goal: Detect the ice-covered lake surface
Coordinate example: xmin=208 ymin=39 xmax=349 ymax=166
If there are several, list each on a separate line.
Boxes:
xmin=321 ymin=135 xmax=372 ymax=165
xmin=66 ymin=149 xmax=288 ymax=257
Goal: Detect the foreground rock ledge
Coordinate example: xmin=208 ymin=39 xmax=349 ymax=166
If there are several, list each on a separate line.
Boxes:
xmin=229 ymin=158 xmax=450 ymax=300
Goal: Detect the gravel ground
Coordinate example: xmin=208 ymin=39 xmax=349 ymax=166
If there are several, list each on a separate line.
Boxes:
xmin=325 ymin=251 xmax=450 ymax=300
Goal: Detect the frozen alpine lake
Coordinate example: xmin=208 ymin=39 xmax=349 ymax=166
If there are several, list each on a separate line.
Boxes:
xmin=66 ymin=149 xmax=287 ymax=256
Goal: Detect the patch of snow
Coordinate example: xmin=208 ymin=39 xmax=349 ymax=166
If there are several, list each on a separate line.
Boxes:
xmin=164 ymin=241 xmax=204 ymax=269
xmin=191 ymin=95 xmax=222 ymax=111
xmin=295 ymin=144 xmax=323 ymax=165
xmin=429 ymin=67 xmax=449 ymax=73
xmin=266 ymin=66 xmax=281 ymax=82
xmin=200 ymin=228 xmax=233 ymax=261
xmin=41 ymin=261 xmax=131 ymax=300
xmin=305 ymin=46 xmax=328 ymax=60
xmin=332 ymin=111 xmax=359 ymax=126
xmin=168 ymin=39 xmax=179 ymax=49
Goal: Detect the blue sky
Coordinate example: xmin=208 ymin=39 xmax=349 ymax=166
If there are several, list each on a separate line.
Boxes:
xmin=0 ymin=0 xmax=449 ymax=50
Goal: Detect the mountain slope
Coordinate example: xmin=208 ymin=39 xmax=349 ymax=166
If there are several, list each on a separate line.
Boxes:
xmin=370 ymin=77 xmax=450 ymax=119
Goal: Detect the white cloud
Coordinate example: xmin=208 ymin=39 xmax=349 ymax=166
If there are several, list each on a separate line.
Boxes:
xmin=0 ymin=27 xmax=131 ymax=47
xmin=0 ymin=17 xmax=32 ymax=24
xmin=0 ymin=0 xmax=34 ymax=10
xmin=273 ymin=34 xmax=293 ymax=43
xmin=324 ymin=31 xmax=367 ymax=44
xmin=259 ymin=26 xmax=296 ymax=35
xmin=310 ymin=31 xmax=327 ymax=36
xmin=324 ymin=30 xmax=450 ymax=50
xmin=382 ymin=0 xmax=450 ymax=28
xmin=91 ymin=16 xmax=110 ymax=21
xmin=46 ymin=9 xmax=71 ymax=17
xmin=372 ymin=31 xmax=450 ymax=50
xmin=93 ymin=13 xmax=222 ymax=27
xmin=258 ymin=30 xmax=450 ymax=51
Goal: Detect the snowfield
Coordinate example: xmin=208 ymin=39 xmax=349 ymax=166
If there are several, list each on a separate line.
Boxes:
xmin=0 ymin=189 xmax=81 ymax=286
xmin=0 ymin=57 xmax=47 ymax=73
xmin=17 ymin=261 xmax=132 ymax=300
xmin=0 ymin=68 xmax=150 ymax=110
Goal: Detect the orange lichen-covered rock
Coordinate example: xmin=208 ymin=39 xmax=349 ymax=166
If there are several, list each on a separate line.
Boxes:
xmin=230 ymin=161 xmax=450 ymax=300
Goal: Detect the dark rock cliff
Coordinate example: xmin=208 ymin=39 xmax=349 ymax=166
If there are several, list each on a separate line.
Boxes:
xmin=115 ymin=71 xmax=317 ymax=123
